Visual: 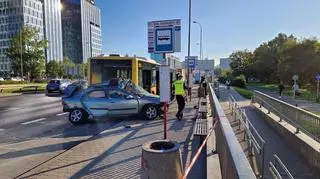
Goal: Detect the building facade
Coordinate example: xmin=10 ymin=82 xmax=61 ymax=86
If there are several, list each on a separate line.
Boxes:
xmin=61 ymin=0 xmax=101 ymax=64
xmin=219 ymin=58 xmax=231 ymax=69
xmin=150 ymin=53 xmax=181 ymax=70
xmin=0 ymin=0 xmax=44 ymax=76
xmin=43 ymin=0 xmax=63 ymax=62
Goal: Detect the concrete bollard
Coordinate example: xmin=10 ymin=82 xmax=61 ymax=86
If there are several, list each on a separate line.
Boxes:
xmin=141 ymin=140 xmax=183 ymax=179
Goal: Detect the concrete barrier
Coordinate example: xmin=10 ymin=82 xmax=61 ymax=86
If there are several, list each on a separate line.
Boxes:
xmin=141 ymin=140 xmax=183 ymax=179
xmin=208 ymin=84 xmax=256 ymax=179
xmin=253 ymin=103 xmax=320 ymax=174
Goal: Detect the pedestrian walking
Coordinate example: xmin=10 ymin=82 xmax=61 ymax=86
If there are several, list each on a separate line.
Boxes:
xmin=279 ymin=82 xmax=284 ymax=98
xmin=226 ymin=79 xmax=231 ymax=90
xmin=292 ymin=83 xmax=299 ymax=98
xmin=172 ymin=73 xmax=188 ymax=120
xmin=200 ymin=76 xmax=207 ymax=96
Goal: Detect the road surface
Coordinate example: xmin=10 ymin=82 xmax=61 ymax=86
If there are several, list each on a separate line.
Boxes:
xmin=0 ymin=93 xmax=124 ymax=178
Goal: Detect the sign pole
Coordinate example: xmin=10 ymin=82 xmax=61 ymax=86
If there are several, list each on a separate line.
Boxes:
xmin=163 ymin=53 xmax=167 ymax=140
xmin=317 ymin=79 xmax=319 ymax=100
xmin=293 ymin=80 xmax=296 ymax=99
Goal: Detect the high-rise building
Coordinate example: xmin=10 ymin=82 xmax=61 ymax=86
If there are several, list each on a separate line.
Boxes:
xmin=43 ymin=0 xmax=63 ymax=62
xmin=0 ymin=0 xmax=44 ymax=76
xmin=219 ymin=58 xmax=231 ymax=69
xmin=61 ymin=0 xmax=102 ymax=63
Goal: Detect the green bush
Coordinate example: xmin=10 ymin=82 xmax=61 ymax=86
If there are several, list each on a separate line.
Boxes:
xmin=32 ymin=79 xmax=48 ymax=83
xmin=233 ymin=87 xmax=253 ymax=99
xmin=218 ymin=76 xmax=227 ymax=84
xmin=232 ymin=75 xmax=246 ymax=88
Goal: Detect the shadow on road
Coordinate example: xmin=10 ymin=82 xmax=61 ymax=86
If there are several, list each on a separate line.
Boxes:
xmin=0 ymin=140 xmax=85 ymax=159
xmin=45 ymin=92 xmax=62 ymax=97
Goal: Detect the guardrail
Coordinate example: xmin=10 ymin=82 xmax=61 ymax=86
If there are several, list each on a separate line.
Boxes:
xmin=252 ymin=90 xmax=320 ymax=142
xmin=229 ymin=95 xmax=266 ymax=178
xmin=268 ymin=154 xmax=294 ymax=179
xmin=209 ymin=84 xmax=256 ymax=179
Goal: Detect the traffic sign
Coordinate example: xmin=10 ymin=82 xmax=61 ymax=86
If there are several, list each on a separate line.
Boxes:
xmin=316 ymin=73 xmax=320 ymax=80
xmin=154 ymin=28 xmax=174 ymax=53
xmin=148 ymin=19 xmax=181 ymax=53
xmin=186 ymin=56 xmax=198 ymax=69
xmin=292 ymin=74 xmax=299 ymax=81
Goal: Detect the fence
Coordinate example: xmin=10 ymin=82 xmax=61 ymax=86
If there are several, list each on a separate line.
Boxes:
xmin=252 ymin=90 xmax=320 ymax=142
xmin=229 ymin=95 xmax=266 ymax=178
xmin=268 ymin=154 xmax=294 ymax=179
xmin=208 ymin=84 xmax=256 ymax=179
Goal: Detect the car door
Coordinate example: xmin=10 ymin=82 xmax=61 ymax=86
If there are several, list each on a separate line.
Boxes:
xmin=82 ymin=89 xmax=109 ymax=117
xmin=106 ymin=89 xmax=139 ymax=116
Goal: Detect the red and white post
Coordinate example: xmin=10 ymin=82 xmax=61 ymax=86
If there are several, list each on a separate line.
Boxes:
xmin=163 ymin=53 xmax=167 ymax=140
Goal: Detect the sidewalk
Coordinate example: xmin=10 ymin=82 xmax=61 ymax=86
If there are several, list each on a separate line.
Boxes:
xmin=219 ymin=86 xmax=317 ymax=178
xmin=18 ymin=89 xmax=206 ymax=179
xmin=248 ymin=85 xmax=320 ymax=114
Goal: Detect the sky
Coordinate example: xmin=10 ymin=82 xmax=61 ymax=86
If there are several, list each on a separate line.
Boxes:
xmin=95 ymin=0 xmax=320 ymax=65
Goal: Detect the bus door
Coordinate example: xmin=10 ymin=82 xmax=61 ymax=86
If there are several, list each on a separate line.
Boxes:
xmin=142 ymin=70 xmax=151 ymax=92
xmin=156 ymin=70 xmax=159 ymax=95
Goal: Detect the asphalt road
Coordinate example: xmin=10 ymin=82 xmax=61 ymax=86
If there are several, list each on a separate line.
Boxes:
xmin=0 ymin=93 xmax=126 ymax=178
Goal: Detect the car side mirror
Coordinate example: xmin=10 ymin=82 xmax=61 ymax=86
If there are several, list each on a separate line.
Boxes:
xmin=125 ymin=95 xmax=135 ymax=100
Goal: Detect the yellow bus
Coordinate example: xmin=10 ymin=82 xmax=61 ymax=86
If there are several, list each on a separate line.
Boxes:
xmin=88 ymin=55 xmax=160 ymax=94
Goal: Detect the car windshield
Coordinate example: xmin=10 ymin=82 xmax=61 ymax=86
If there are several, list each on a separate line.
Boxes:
xmin=49 ymin=80 xmax=60 ymax=84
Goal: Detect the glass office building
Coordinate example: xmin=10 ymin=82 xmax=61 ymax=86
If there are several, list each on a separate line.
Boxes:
xmin=0 ymin=0 xmax=44 ymax=76
xmin=61 ymin=0 xmax=101 ymax=63
xmin=43 ymin=0 xmax=63 ymax=62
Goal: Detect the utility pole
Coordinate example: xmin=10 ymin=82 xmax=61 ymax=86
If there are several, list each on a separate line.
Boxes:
xmin=187 ymin=0 xmax=192 ymax=101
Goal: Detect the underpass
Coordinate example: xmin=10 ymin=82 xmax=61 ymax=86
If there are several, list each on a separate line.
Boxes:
xmin=218 ymin=85 xmax=319 ymax=179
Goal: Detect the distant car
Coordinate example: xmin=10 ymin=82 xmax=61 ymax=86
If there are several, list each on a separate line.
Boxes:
xmin=62 ymin=79 xmax=163 ymax=124
xmin=46 ymin=79 xmax=71 ymax=93
xmin=0 ymin=77 xmax=4 ymax=81
xmin=10 ymin=77 xmax=24 ymax=81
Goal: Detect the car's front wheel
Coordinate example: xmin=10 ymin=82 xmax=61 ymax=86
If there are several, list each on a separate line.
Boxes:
xmin=69 ymin=109 xmax=87 ymax=124
xmin=142 ymin=105 xmax=159 ymax=120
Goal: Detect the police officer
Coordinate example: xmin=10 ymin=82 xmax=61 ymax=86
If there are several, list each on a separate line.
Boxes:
xmin=173 ymin=73 xmax=187 ymax=120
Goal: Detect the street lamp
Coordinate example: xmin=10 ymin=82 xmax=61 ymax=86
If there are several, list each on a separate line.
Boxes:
xmin=193 ymin=21 xmax=202 ymax=61
xmin=20 ymin=26 xmax=23 ymax=78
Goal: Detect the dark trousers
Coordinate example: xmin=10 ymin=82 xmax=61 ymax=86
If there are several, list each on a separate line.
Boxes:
xmin=176 ymin=95 xmax=185 ymax=116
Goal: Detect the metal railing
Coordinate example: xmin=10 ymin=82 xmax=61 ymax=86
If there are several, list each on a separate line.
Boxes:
xmin=252 ymin=90 xmax=320 ymax=142
xmin=209 ymin=84 xmax=256 ymax=179
xmin=229 ymin=95 xmax=266 ymax=178
xmin=269 ymin=154 xmax=294 ymax=179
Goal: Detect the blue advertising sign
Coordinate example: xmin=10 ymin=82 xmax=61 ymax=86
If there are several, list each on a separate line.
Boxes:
xmin=154 ymin=28 xmax=174 ymax=53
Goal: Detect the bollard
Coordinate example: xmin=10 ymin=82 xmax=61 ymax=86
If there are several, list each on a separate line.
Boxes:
xmin=141 ymin=140 xmax=183 ymax=179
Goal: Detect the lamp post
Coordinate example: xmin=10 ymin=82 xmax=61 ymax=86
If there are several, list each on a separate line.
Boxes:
xmin=193 ymin=21 xmax=202 ymax=61
xmin=20 ymin=25 xmax=23 ymax=78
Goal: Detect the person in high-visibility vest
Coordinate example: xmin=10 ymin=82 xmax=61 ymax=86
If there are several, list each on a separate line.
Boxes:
xmin=172 ymin=73 xmax=188 ymax=120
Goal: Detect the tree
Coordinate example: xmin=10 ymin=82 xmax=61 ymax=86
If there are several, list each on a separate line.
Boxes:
xmin=62 ymin=56 xmax=75 ymax=78
xmin=214 ymin=67 xmax=222 ymax=77
xmin=6 ymin=26 xmax=48 ymax=80
xmin=229 ymin=49 xmax=254 ymax=80
xmin=46 ymin=60 xmax=61 ymax=78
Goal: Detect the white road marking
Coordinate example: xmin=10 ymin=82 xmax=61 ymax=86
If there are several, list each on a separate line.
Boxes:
xmin=21 ymin=118 xmax=47 ymax=125
xmin=56 ymin=112 xmax=68 ymax=116
xmin=0 ymin=128 xmax=5 ymax=132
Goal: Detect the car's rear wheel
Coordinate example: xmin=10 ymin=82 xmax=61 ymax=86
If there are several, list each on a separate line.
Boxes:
xmin=69 ymin=109 xmax=87 ymax=124
xmin=142 ymin=105 xmax=159 ymax=120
